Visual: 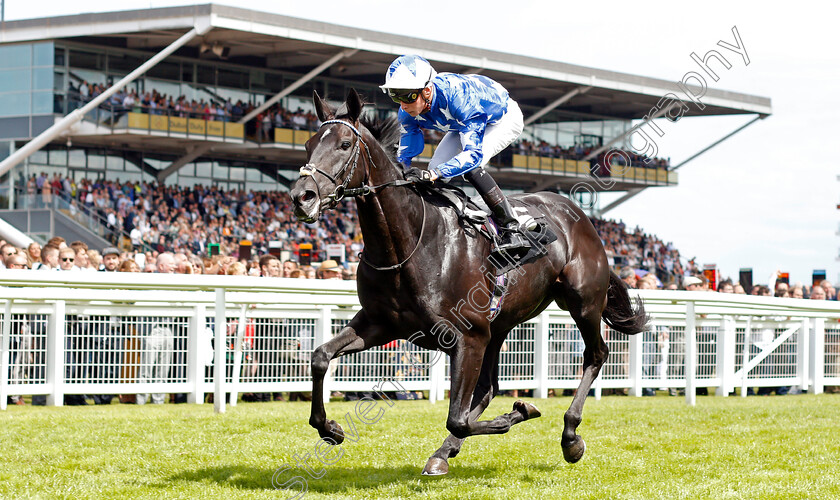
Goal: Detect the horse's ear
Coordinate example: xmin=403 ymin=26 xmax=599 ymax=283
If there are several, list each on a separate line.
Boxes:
xmin=345 ymin=88 xmax=363 ymax=122
xmin=313 ymin=90 xmax=333 ymax=122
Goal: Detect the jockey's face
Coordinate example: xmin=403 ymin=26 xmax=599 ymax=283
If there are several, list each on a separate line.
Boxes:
xmin=400 ymin=87 xmax=432 ymax=117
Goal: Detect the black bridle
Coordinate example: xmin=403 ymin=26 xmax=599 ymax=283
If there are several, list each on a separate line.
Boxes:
xmin=297 ymin=118 xmax=425 ymax=271
xmin=298 ymin=119 xmax=377 ymax=207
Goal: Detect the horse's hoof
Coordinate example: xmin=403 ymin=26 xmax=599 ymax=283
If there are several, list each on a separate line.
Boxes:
xmin=320 ymin=419 xmax=345 ymax=445
xmin=421 ymin=457 xmax=449 ymax=476
xmin=562 ymin=436 xmax=586 ymax=463
xmin=513 ymin=400 xmax=542 ymax=420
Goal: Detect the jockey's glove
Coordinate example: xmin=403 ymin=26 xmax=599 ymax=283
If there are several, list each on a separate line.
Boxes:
xmin=404 ymin=167 xmax=439 ymax=184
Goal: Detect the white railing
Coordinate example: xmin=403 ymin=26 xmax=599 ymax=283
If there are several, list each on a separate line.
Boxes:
xmin=1 ymin=270 xmax=839 ymax=412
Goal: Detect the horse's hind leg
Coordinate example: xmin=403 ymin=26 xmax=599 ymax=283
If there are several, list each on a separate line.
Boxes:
xmin=560 ymin=294 xmax=609 ymax=464
xmin=309 ymin=310 xmax=389 ymax=444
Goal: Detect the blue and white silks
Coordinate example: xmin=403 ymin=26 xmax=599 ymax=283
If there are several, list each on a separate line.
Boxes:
xmin=397 ymin=73 xmax=512 ymax=178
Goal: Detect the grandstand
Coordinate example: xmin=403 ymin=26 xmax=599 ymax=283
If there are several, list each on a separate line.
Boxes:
xmin=0 ymin=4 xmax=771 ymax=263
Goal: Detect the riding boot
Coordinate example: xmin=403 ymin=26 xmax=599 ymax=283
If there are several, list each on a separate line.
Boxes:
xmin=464 ymin=167 xmax=531 ymax=259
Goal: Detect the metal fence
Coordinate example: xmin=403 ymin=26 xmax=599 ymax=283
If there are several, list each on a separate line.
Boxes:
xmin=2 ymin=271 xmax=840 ymax=411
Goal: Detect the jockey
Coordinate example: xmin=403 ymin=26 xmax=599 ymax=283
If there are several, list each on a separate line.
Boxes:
xmin=381 ymin=54 xmax=531 ymax=260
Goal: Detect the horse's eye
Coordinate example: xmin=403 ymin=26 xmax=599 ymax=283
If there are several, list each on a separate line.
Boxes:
xmin=341 ymin=141 xmax=351 ymax=150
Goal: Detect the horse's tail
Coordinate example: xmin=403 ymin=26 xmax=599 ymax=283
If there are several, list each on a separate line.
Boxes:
xmin=602 ymin=271 xmax=649 ymax=335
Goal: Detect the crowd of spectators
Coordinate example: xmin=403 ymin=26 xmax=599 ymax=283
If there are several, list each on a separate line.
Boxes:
xmin=516 ymin=139 xmax=671 ymax=170
xmin=595 ymin=218 xmax=687 ymax=286
xmin=618 ymin=263 xmax=838 ymax=300
xmin=20 ymin=173 xmax=362 ymax=268
xmin=0 ymin=236 xmax=357 ymax=282
xmin=68 ymin=80 xmax=321 ymax=142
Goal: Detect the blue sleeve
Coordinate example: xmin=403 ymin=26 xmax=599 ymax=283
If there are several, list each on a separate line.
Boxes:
xmin=436 ymin=113 xmax=486 ymax=178
xmin=397 ymin=111 xmax=425 ymax=167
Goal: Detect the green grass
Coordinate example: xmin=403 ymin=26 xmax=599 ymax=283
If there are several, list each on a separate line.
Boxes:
xmin=1 ymin=394 xmax=838 ymax=499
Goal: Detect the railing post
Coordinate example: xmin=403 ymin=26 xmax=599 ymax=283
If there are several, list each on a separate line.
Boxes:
xmin=797 ymin=317 xmax=810 ymax=393
xmin=316 ymin=306 xmax=334 ymax=405
xmin=685 ymin=301 xmax=697 ymax=406
xmin=534 ymin=312 xmax=550 ymax=399
xmin=437 ymin=355 xmax=448 ymax=402
xmin=717 ymin=316 xmax=736 ymax=396
xmin=628 ymin=324 xmax=642 ymax=397
xmin=47 ymin=300 xmax=66 ymax=406
xmin=429 ymin=350 xmax=445 ymax=404
xmin=0 ymin=300 xmax=12 ymax=411
xmin=213 ymin=288 xmax=226 ymax=414
xmin=229 ymin=304 xmax=249 ymax=408
xmin=187 ymin=304 xmax=206 ymax=404
xmin=809 ymin=318 xmax=825 ymax=395
xmin=741 ymin=316 xmax=752 ymax=398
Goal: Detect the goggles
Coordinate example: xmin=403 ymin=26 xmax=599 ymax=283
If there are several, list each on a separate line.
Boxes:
xmin=388 ymin=89 xmax=421 ymax=104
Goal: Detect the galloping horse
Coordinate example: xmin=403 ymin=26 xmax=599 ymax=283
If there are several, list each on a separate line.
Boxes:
xmin=290 ymin=89 xmax=648 ymax=475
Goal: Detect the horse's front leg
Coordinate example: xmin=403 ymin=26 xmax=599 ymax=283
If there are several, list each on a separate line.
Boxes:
xmin=309 ymin=311 xmax=386 ymax=443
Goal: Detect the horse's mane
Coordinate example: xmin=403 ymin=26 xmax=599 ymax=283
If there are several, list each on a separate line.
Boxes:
xmin=333 ymin=101 xmax=401 ymax=166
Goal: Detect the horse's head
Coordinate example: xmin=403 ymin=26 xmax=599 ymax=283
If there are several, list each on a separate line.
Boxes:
xmin=290 ymin=89 xmax=366 ymax=223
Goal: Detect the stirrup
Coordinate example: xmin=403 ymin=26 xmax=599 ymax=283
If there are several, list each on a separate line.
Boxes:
xmin=493 ymin=231 xmax=530 ymax=258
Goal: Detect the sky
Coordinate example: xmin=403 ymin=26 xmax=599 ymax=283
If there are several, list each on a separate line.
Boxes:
xmin=5 ymin=1 xmax=840 ymax=286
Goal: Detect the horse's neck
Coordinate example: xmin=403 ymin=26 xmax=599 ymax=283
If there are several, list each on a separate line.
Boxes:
xmin=355 ymin=144 xmax=423 ymax=266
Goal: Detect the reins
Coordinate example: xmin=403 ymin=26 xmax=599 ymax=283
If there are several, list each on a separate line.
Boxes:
xmin=297 ymin=118 xmax=426 ymax=271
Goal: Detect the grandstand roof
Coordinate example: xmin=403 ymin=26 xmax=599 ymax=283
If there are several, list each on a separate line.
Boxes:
xmin=1 ymin=3 xmax=772 ymax=120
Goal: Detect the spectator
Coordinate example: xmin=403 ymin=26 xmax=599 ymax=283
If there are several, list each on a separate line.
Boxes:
xmin=259 ymin=255 xmax=282 ymax=277
xmin=226 ymin=262 xmax=247 ymax=276
xmin=637 ymin=275 xmax=657 ymax=290
xmin=809 ymin=286 xmax=826 ymax=300
xmin=820 ymin=280 xmax=836 ymax=301
xmin=0 ymin=243 xmax=18 ymax=268
xmin=47 ymin=236 xmax=67 ymax=249
xmin=282 ymin=260 xmax=298 ymax=278
xmin=288 ymin=269 xmax=304 ymax=278
xmin=302 ymin=266 xmax=317 ymax=279
xmin=58 ymin=247 xmax=79 ymax=271
xmin=156 ymin=253 xmax=176 ymax=274
xmin=136 ymin=318 xmax=174 ymax=405
xmin=619 ymin=267 xmax=637 ymax=289
xmin=100 ymin=247 xmax=121 ymax=272
xmin=87 ymin=250 xmax=102 ymax=272
xmin=188 ymin=256 xmax=205 ymax=274
xmin=683 ymin=276 xmax=703 ymax=291
xmin=5 ymin=252 xmax=29 ymax=270
xmin=118 ymin=259 xmax=140 ymax=272
xmin=35 ymin=245 xmax=60 ymax=271
xmin=26 ymin=242 xmax=42 ymax=266
xmin=316 ymin=260 xmax=343 ymax=280
xmin=69 ymin=241 xmax=92 ymax=271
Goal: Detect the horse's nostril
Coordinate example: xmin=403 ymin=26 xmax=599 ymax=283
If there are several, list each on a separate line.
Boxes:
xmin=301 ymin=191 xmax=316 ymax=203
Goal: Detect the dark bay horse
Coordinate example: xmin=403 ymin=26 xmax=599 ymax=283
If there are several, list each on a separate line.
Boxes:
xmin=290 ymin=89 xmax=648 ymax=475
